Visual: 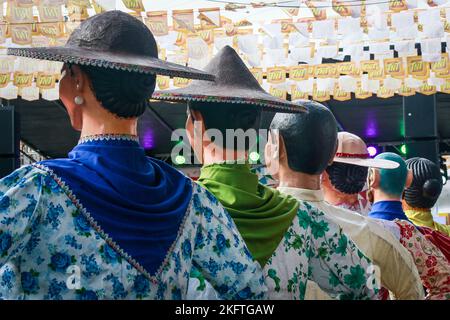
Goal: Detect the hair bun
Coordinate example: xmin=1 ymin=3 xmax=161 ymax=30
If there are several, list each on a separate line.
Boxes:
xmin=81 ymin=65 xmax=156 ymax=118
xmin=119 ymin=72 xmax=156 ymax=103
xmin=423 ymin=179 xmax=442 ymax=199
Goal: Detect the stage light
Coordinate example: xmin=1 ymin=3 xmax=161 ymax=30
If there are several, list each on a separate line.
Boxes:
xmin=367 ymin=146 xmax=378 ymax=157
xmin=249 ymin=151 xmax=260 ymax=162
xmin=175 ymin=155 xmax=186 ymax=165
xmin=400 ymin=144 xmax=407 ymax=155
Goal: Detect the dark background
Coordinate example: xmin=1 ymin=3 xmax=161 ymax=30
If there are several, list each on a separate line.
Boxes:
xmin=3 ymin=93 xmax=450 ymax=160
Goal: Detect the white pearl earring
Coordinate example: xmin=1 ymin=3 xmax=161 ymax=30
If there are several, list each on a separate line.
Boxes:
xmin=74 ymin=96 xmax=84 ymax=105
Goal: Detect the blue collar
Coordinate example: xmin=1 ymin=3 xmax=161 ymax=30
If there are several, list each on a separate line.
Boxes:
xmin=369 ymin=200 xmax=411 ymax=222
xmin=39 ymin=135 xmax=193 ymax=275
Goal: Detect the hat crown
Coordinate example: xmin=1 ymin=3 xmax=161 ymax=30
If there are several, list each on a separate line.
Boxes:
xmin=337 ymin=132 xmax=368 ymax=155
xmin=67 ymin=11 xmax=157 ymax=58
xmin=203 ymin=46 xmax=264 ymax=91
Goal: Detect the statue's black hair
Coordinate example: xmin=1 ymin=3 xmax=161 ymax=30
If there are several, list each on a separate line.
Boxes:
xmin=405 ymin=157 xmax=443 ymax=209
xmin=188 ymin=101 xmax=261 ymax=151
xmin=270 ymin=102 xmax=338 ymax=175
xmin=79 ymin=65 xmax=156 ymax=118
xmin=326 ymin=162 xmax=368 ymax=194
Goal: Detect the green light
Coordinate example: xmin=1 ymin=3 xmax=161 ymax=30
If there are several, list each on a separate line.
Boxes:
xmin=400 ymin=145 xmax=407 ymax=155
xmin=249 ymin=151 xmax=260 ymax=162
xmin=175 ymin=155 xmax=186 ymax=165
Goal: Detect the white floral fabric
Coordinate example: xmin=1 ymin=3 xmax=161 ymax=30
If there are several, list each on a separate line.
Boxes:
xmin=0 ymin=165 xmax=266 ymax=300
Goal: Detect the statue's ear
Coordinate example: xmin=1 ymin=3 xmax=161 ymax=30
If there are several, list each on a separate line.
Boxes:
xmin=368 ymin=168 xmax=379 ymax=189
xmin=405 ymin=169 xmax=414 ymax=188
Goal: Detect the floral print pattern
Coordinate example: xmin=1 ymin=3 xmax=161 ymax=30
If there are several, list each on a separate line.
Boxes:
xmin=374 ymin=218 xmax=450 ymax=300
xmin=0 ymin=165 xmax=266 ymax=300
xmin=263 ymin=201 xmax=379 ymax=300
xmin=394 ymin=220 xmax=450 ymax=300
xmin=187 ymin=201 xmax=379 ymax=300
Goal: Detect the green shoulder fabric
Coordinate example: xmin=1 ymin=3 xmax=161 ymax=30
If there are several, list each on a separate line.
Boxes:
xmin=197 ymin=163 xmax=299 ymax=266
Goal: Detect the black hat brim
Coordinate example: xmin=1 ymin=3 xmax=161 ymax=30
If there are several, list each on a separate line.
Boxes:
xmin=7 ymin=46 xmax=214 ymax=81
xmin=152 ymin=85 xmax=307 ymax=113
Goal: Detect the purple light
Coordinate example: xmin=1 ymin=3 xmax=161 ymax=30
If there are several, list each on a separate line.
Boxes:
xmin=142 ymin=129 xmax=154 ymax=149
xmin=365 ymin=116 xmax=378 ymax=138
xmin=367 ymin=146 xmax=378 ymax=157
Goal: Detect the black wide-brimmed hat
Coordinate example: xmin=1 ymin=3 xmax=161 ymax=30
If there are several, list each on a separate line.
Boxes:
xmin=152 ymin=46 xmax=306 ymax=113
xmin=7 ymin=11 xmax=213 ymax=81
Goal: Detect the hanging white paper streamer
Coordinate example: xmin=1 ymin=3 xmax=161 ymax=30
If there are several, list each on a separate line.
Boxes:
xmin=237 ymin=34 xmax=259 ymax=55
xmin=316 ymin=45 xmax=338 ymax=59
xmin=338 ymin=76 xmax=357 ymax=92
xmin=0 ymin=84 xmax=18 ymax=100
xmin=214 ymin=36 xmax=233 ymax=52
xmin=391 ymin=11 xmax=414 ymax=30
xmin=312 ymin=20 xmax=335 ymax=39
xmin=21 ymin=85 xmax=40 ymax=101
xmin=298 ymin=78 xmax=314 ymax=93
xmin=289 ymin=32 xmax=309 ymax=48
xmin=384 ymin=76 xmax=402 ymax=90
xmin=187 ymin=37 xmax=209 ymax=60
xmin=42 ymin=84 xmax=59 ymax=101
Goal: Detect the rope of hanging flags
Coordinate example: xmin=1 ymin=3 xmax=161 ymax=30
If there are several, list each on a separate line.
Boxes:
xmin=0 ymin=0 xmax=450 ymax=102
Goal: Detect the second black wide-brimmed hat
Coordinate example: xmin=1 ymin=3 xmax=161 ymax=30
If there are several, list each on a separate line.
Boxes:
xmin=152 ymin=45 xmax=307 ymax=113
xmin=7 ymin=11 xmax=213 ymax=81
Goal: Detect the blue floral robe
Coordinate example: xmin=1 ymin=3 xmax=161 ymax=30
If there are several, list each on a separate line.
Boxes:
xmin=0 ymin=165 xmax=266 ymax=299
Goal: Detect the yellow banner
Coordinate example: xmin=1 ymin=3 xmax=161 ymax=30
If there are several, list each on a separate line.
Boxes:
xmin=269 ymin=86 xmax=287 ymax=100
xmin=337 ymin=62 xmax=360 ymax=76
xmin=198 ymin=7 xmax=221 ymax=29
xmin=384 ymin=58 xmax=404 ymax=79
xmin=439 ymin=81 xmax=450 ymax=93
xmin=289 ymin=65 xmax=310 ymax=81
xmin=313 ymin=85 xmax=330 ymax=102
xmin=15 ymin=0 xmax=37 ymax=7
xmin=67 ymin=4 xmax=89 ymax=21
xmin=173 ymin=9 xmax=195 ymax=32
xmin=68 ymin=0 xmax=91 ymax=6
xmin=156 ymin=76 xmax=170 ymax=90
xmin=355 ymin=82 xmax=372 ymax=99
xmin=250 ymin=68 xmax=263 ymax=85
xmin=122 ymin=0 xmax=144 ymax=12
xmin=389 ymin=0 xmax=408 ymax=12
xmin=198 ymin=29 xmax=214 ymax=45
xmin=173 ymin=77 xmax=191 ymax=88
xmin=38 ymin=22 xmax=64 ymax=38
xmin=407 ymin=56 xmax=430 ymax=80
xmin=280 ymin=19 xmax=295 ymax=33
xmin=91 ymin=0 xmax=105 ymax=14
xmin=431 ymin=54 xmax=450 ymax=78
xmin=360 ymin=60 xmax=380 ymax=73
xmin=145 ymin=11 xmax=168 ymax=37
xmin=314 ymin=64 xmax=338 ymax=79
xmin=445 ymin=21 xmax=450 ymax=33
xmin=0 ymin=73 xmax=11 ymax=88
xmin=36 ymin=73 xmax=56 ymax=89
xmin=11 ymin=24 xmax=32 ymax=45
xmin=13 ymin=72 xmax=33 ymax=88
xmin=290 ymin=85 xmax=309 ymax=101
xmin=8 ymin=3 xmax=34 ymax=23
xmin=38 ymin=4 xmax=63 ymax=23
xmin=175 ymin=32 xmax=187 ymax=47
xmin=305 ymin=1 xmax=327 ymax=20
xmin=266 ymin=67 xmax=286 ymax=84
xmin=368 ymin=68 xmax=384 ymax=80
xmin=377 ymin=85 xmax=395 ymax=99
xmin=283 ymin=8 xmax=299 ymax=17
xmin=418 ymin=83 xmax=437 ymax=95
xmin=398 ymin=84 xmax=416 ymax=96
xmin=332 ymin=0 xmax=352 ymax=17
xmin=333 ymin=85 xmax=352 ymax=101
